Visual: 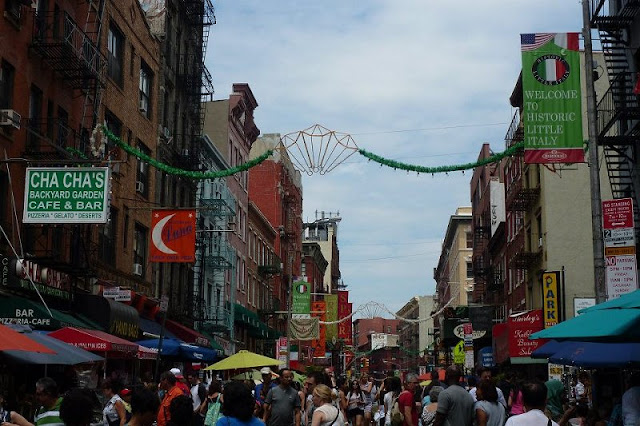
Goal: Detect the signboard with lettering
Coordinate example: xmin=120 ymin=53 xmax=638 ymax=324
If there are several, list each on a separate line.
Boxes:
xmin=490 ymin=181 xmax=505 ymax=236
xmin=23 ymin=167 xmax=110 ymax=223
xmin=542 ymin=272 xmax=561 ymax=328
xmin=12 ymin=259 xmax=71 ymax=300
xmin=521 ymin=33 xmax=584 ymax=164
xmin=603 ymin=198 xmax=634 ymax=230
xmin=508 ymin=310 xmax=545 ymax=357
xmin=150 ymin=209 xmax=196 ymax=262
xmin=606 ymin=255 xmax=638 ymax=299
xmin=292 ymin=280 xmax=311 ymax=318
xmin=573 ymin=297 xmax=596 ymax=317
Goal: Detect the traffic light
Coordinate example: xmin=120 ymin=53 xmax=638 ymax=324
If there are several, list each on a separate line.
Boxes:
xmin=363 ymin=357 xmax=369 ymax=370
xmin=360 ymin=359 xmax=364 ymax=368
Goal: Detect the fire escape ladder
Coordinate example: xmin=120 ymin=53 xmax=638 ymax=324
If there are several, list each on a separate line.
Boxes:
xmin=592 ymin=0 xmax=640 ymax=238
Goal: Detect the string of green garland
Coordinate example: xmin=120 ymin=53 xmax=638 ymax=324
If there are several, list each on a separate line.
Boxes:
xmin=358 ymin=141 xmax=524 ymax=174
xmin=101 ymin=126 xmax=274 ymax=179
xmin=65 ymin=147 xmax=88 ymax=159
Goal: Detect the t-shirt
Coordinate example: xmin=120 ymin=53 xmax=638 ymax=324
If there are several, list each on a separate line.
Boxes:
xmin=158 ymin=386 xmax=184 ymax=426
xmin=315 ymin=404 xmax=344 ymax=426
xmin=435 ymin=384 xmax=474 ymax=426
xmin=397 ymin=390 xmax=417 ymax=426
xmin=622 ymin=386 xmax=640 ymax=426
xmin=470 ymin=386 xmax=507 ymax=408
xmin=216 ymin=415 xmax=265 ymax=426
xmin=505 ymin=409 xmax=559 ymax=426
xmin=192 ymin=383 xmax=207 ymax=411
xmin=474 ymin=400 xmax=506 ymax=426
xmin=265 ymin=385 xmax=301 ymax=426
xmin=256 ymin=382 xmax=277 ymax=405
xmin=34 ymin=398 xmax=64 ymax=426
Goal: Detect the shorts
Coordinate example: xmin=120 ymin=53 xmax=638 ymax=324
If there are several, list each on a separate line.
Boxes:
xmin=364 ymin=404 xmax=373 ymax=414
xmin=348 ymin=408 xmax=365 ymax=418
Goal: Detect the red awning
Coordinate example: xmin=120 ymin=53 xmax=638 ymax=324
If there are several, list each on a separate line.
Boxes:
xmin=137 ymin=345 xmax=158 ymax=360
xmin=48 ymin=327 xmax=138 ymax=354
xmin=164 ymin=319 xmax=210 ymax=347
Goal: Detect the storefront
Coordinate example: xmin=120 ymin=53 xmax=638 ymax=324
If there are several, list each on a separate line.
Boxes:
xmin=492 ymin=309 xmax=548 ymax=368
xmin=0 ymin=295 xmax=98 ymax=330
xmin=74 ymin=293 xmax=140 ymax=340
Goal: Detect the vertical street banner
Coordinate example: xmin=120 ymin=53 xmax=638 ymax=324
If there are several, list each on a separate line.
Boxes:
xmin=521 ymin=33 xmax=585 ymax=164
xmin=337 ymin=290 xmax=351 ymax=343
xmin=150 ymin=210 xmax=197 ymax=262
xmin=542 ymin=272 xmax=561 ymax=328
xmin=346 ymin=302 xmax=353 ymax=345
xmin=292 ymin=280 xmax=311 ymax=317
xmin=324 ymin=294 xmax=338 ymax=342
xmin=311 ymin=300 xmax=326 ymax=358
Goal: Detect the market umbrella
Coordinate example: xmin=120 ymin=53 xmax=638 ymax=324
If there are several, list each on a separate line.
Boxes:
xmin=292 ymin=371 xmax=306 ymax=385
xmin=0 ymin=323 xmax=55 ymax=354
xmin=137 ymin=338 xmax=217 ymax=362
xmin=548 ymin=341 xmax=640 ymax=368
xmin=204 ymin=350 xmax=284 ymax=371
xmin=419 ymin=380 xmax=432 ymax=387
xmin=2 ymin=329 xmax=103 ymax=365
xmin=531 ymin=340 xmax=563 ymax=359
xmin=579 ymin=289 xmax=640 ymax=312
xmin=231 ymin=369 xmax=279 ymax=382
xmin=529 ymin=308 xmax=640 ymax=342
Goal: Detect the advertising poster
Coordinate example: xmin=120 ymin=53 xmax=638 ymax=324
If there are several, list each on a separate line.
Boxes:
xmin=150 ymin=209 xmax=196 ymax=262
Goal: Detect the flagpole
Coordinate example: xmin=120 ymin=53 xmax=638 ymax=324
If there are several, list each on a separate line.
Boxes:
xmin=581 ymin=0 xmax=607 ymax=303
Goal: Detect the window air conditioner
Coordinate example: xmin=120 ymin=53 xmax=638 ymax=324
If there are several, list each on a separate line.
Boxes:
xmin=0 ymin=109 xmax=21 ymax=129
xmin=163 ymin=127 xmax=171 ymax=139
xmin=538 ymin=237 xmax=543 ymax=247
xmin=135 ymin=181 xmax=144 ymax=193
xmin=133 ymin=263 xmax=143 ymax=276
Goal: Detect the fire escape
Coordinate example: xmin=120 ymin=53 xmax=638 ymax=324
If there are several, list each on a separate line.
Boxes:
xmin=472 ymin=211 xmax=491 ymax=298
xmin=591 ymin=0 xmax=640 ymax=233
xmin=192 ymin=179 xmax=236 ymax=334
xmin=176 ymin=0 xmax=215 ymax=169
xmin=28 ymin=0 xmax=106 ymax=158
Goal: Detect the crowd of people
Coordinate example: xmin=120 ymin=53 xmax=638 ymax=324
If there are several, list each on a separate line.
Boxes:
xmin=0 ymin=365 xmax=639 ymax=426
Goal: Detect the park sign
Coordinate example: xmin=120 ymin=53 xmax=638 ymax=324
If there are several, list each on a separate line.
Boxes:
xmin=521 ymin=33 xmax=585 ymax=164
xmin=23 ymin=167 xmax=110 ymax=224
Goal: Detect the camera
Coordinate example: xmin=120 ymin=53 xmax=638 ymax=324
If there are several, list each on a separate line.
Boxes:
xmin=0 ymin=409 xmax=11 ymax=423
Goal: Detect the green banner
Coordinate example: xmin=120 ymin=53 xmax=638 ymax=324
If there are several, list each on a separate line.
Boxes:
xmin=324 ymin=294 xmax=338 ymax=342
xmin=292 ymin=280 xmax=311 ymax=316
xmin=520 ymin=33 xmax=584 ymax=164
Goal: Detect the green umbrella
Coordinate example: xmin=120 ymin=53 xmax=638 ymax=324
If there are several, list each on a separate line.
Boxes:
xmin=231 ymin=369 xmax=279 ymax=382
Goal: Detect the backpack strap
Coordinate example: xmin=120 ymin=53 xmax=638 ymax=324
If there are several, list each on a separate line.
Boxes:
xmin=547 ymin=419 xmax=552 ymax=426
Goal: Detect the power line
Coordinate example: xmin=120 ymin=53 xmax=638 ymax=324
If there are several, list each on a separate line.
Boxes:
xmin=342 ymin=252 xmax=432 ymax=262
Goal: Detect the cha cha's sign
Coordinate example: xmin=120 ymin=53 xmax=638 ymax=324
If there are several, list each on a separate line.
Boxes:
xmin=23 ymin=167 xmax=110 ymax=224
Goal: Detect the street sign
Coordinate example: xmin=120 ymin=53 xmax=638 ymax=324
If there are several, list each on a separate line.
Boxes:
xmin=606 ymin=255 xmax=638 ymax=299
xmin=103 ymin=287 xmax=132 ymax=302
xmin=604 ymin=228 xmax=635 ymax=247
xmin=23 ymin=167 xmax=110 ymax=223
xmin=603 ymin=198 xmax=634 ymax=229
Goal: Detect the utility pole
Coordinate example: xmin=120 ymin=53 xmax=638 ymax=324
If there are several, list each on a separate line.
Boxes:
xmin=582 ymin=0 xmax=607 ymax=303
xmin=285 ymin=253 xmax=293 ymax=368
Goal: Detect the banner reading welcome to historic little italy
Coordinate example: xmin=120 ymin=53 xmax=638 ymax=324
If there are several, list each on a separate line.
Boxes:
xmin=521 ymin=33 xmax=584 ymax=164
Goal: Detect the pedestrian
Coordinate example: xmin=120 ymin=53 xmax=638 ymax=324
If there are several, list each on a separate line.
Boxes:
xmin=474 ymin=380 xmax=506 ymax=426
xmin=335 ymin=378 xmax=348 ymax=423
xmin=158 ymin=371 xmax=184 ymax=426
xmin=310 ymin=384 xmax=344 ymax=426
xmin=119 ymin=389 xmax=133 ymax=423
xmin=360 ymin=376 xmax=377 ymax=426
xmin=383 ymin=377 xmax=401 ymax=426
xmin=544 ymin=380 xmax=566 ymax=423
xmin=397 ymin=374 xmax=418 ymax=426
xmin=167 ymin=395 xmax=194 ymax=426
xmin=433 ymin=365 xmax=474 ymax=426
xmin=170 ymin=368 xmax=191 ymax=396
xmin=60 ymin=388 xmax=95 ymax=426
xmin=219 ymin=381 xmax=265 ymax=426
xmin=505 ymin=380 xmax=559 ymax=426
xmin=346 ymin=381 xmax=365 ymax=426
xmin=621 ymin=373 xmax=640 ymax=426
xmin=34 ymin=377 xmax=64 ymax=426
xmin=102 ymin=378 xmax=127 ymax=426
xmin=470 ymin=368 xmax=507 ymax=408
xmin=263 ymin=369 xmax=301 ymax=426
xmin=188 ymin=372 xmax=208 ymax=426
xmin=126 ymin=388 xmax=161 ymax=426
xmin=200 ymin=381 xmax=223 ymax=426
xmin=0 ymin=393 xmax=29 ymax=426
xmin=508 ymin=377 xmax=524 ymax=417
xmin=255 ymin=368 xmax=277 ymax=418
xmin=419 ymin=386 xmax=442 ymax=426
xmin=304 ymin=372 xmax=325 ymax=426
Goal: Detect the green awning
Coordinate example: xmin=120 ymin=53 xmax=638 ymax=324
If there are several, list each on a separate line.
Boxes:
xmin=0 ymin=297 xmax=92 ymax=330
xmin=233 ymin=303 xmax=260 ymax=328
xmin=199 ymin=331 xmax=224 ymax=352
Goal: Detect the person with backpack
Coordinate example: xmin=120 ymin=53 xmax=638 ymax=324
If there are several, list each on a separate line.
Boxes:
xmin=384 ymin=377 xmax=402 ymax=426
xmin=199 ymin=381 xmax=223 ymax=426
xmin=397 ymin=374 xmax=419 ymax=426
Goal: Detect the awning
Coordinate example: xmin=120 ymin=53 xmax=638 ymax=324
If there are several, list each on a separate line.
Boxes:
xmin=137 ymin=345 xmax=158 ymax=360
xmin=0 ymin=296 xmax=95 ymax=330
xmin=2 ymin=326 xmax=104 ymax=365
xmin=529 ymin=309 xmax=640 ymax=341
xmin=48 ymin=327 xmax=138 ymax=354
xmin=199 ymin=331 xmax=224 ymax=353
xmin=137 ymin=337 xmax=217 ymax=362
xmin=164 ymin=319 xmax=210 ymax=347
xmin=139 ymin=318 xmax=177 ymax=340
xmin=74 ymin=294 xmax=140 ymax=340
xmin=234 ymin=303 xmax=261 ymax=328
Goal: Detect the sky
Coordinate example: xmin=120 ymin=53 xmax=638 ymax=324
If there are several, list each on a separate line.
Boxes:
xmin=206 ymin=1 xmax=585 ymax=317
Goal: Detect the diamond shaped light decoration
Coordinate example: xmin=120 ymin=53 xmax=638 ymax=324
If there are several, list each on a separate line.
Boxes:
xmin=280 ymin=124 xmax=359 ymax=175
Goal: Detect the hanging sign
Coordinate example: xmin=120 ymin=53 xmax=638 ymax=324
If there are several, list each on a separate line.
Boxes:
xmin=542 ymin=272 xmax=561 ymax=328
xmin=150 ymin=210 xmax=196 ymax=262
xmin=520 ymin=33 xmax=585 ymax=164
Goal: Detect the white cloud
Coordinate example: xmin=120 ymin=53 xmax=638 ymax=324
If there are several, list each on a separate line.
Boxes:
xmin=208 ymin=1 xmax=583 ymax=315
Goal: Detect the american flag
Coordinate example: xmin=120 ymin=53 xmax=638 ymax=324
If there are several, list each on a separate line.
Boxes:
xmin=521 ymin=33 xmax=555 ymax=51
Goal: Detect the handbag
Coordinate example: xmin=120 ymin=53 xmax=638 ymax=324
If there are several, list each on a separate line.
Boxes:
xmin=204 ymin=394 xmax=222 ymax=426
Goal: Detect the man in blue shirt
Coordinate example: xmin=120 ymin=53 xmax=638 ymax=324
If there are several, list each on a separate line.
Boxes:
xmin=255 ymin=367 xmax=277 ymax=415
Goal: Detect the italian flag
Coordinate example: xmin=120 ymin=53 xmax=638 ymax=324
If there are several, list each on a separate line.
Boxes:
xmin=554 ymin=33 xmax=579 ymax=51
xmin=538 ymin=58 xmax=567 ymax=82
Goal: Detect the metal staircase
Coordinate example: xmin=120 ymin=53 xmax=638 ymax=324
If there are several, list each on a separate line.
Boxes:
xmin=591 ymin=0 xmax=640 ymax=232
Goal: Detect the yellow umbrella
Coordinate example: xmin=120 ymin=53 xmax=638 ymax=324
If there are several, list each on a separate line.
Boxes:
xmin=419 ymin=380 xmax=432 ymax=387
xmin=204 ymin=350 xmax=284 ymax=371
xmin=231 ymin=369 xmax=279 ymax=381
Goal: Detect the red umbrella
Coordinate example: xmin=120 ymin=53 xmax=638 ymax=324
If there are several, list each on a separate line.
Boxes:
xmin=0 ymin=324 xmax=55 ymax=353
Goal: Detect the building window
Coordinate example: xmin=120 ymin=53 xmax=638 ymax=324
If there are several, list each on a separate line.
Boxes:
xmin=467 ymin=261 xmax=473 ymax=278
xmin=0 ymin=61 xmax=15 ymax=109
xmin=133 ymin=223 xmax=148 ymax=278
xmin=123 ymin=205 xmax=129 ymax=248
xmin=466 ymin=231 xmax=473 ymax=248
xmin=99 ymin=208 xmax=117 ymax=267
xmin=107 ymin=23 xmax=124 ymax=87
xmin=139 ymin=61 xmax=152 ymax=118
xmin=136 ymin=141 xmax=150 ymax=197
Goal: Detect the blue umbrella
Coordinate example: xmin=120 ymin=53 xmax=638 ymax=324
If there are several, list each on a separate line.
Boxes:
xmin=137 ymin=338 xmax=217 ymax=362
xmin=548 ymin=341 xmax=640 ymax=367
xmin=531 ymin=340 xmax=562 ymax=359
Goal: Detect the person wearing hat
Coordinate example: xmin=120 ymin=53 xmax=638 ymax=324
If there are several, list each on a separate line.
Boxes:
xmin=255 ymin=367 xmax=277 ymax=418
xmin=119 ymin=389 xmax=132 ymax=423
xmin=170 ymin=368 xmax=191 ymax=397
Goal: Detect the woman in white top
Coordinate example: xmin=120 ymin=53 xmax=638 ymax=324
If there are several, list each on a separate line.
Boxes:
xmin=383 ymin=377 xmax=402 ymax=426
xmin=311 ymin=384 xmax=345 ymax=426
xmin=102 ymin=379 xmax=126 ymax=426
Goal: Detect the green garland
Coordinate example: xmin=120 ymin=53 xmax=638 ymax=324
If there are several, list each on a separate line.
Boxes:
xmin=65 ymin=147 xmax=88 ymax=159
xmin=358 ymin=141 xmax=524 ymax=174
xmin=101 ymin=127 xmax=274 ymax=179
